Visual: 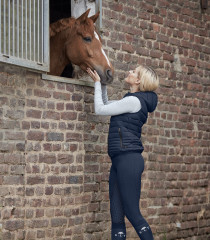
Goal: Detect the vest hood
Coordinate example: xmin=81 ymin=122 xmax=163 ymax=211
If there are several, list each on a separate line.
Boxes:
xmin=139 ymin=92 xmax=158 ymax=113
xmin=124 ymin=91 xmax=158 ymax=113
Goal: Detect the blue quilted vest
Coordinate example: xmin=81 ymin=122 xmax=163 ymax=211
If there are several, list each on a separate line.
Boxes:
xmin=108 ymin=91 xmax=158 ymax=158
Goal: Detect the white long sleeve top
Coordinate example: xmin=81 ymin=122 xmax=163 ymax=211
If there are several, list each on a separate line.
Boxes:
xmin=94 ymin=82 xmax=141 ymax=116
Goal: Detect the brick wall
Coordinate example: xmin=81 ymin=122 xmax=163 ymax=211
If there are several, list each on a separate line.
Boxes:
xmin=0 ymin=0 xmax=210 ymax=240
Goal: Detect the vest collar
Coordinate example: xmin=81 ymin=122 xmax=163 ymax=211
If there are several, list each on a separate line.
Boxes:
xmin=124 ymin=91 xmax=141 ymax=97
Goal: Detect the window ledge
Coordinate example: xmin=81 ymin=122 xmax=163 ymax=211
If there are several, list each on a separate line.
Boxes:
xmin=42 ymin=74 xmax=94 ymax=88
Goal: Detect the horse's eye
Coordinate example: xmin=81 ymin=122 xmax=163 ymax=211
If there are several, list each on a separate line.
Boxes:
xmin=83 ymin=37 xmax=92 ymax=42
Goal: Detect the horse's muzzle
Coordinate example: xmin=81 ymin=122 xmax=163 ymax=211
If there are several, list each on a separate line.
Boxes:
xmin=95 ymin=68 xmax=113 ymax=85
xmin=102 ymin=69 xmax=114 ymax=85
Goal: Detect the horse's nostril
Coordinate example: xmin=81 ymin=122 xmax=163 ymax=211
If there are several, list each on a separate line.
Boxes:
xmin=106 ymin=69 xmax=112 ymax=78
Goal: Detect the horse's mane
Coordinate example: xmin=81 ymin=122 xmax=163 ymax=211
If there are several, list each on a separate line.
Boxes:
xmin=50 ymin=17 xmax=76 ymax=37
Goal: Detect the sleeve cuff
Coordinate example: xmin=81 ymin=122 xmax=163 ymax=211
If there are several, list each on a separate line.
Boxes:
xmin=95 ymin=81 xmax=101 ymax=87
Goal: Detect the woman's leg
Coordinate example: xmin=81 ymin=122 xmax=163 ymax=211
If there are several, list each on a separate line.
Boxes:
xmin=114 ymin=152 xmax=154 ymax=240
xmin=109 ymin=164 xmax=126 ymax=239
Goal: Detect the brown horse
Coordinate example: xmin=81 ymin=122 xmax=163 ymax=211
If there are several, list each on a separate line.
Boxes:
xmin=50 ymin=9 xmax=114 ymax=85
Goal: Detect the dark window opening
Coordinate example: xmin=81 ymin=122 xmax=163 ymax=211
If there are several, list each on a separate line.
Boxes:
xmin=50 ymin=0 xmax=74 ymax=78
xmin=50 ymin=0 xmax=71 ymax=24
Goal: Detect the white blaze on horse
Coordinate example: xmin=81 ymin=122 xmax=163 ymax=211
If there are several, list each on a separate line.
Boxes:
xmin=50 ymin=9 xmax=114 ymax=85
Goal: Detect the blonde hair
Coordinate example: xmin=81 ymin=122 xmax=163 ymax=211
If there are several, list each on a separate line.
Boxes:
xmin=136 ymin=65 xmax=159 ymax=91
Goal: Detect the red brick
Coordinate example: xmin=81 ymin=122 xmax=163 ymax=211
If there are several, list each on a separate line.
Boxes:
xmin=51 ymin=218 xmax=67 ymax=227
xmin=186 ymin=58 xmax=197 ymax=67
xmin=45 ymin=186 xmax=53 ymax=195
xmin=150 ymin=50 xmax=162 ymax=59
xmin=43 ymin=111 xmax=60 ymax=120
xmin=31 ymin=121 xmax=40 ymax=129
xmin=182 ymin=7 xmax=192 ymax=16
xmin=139 ymin=2 xmax=153 ymax=12
xmin=144 ymin=31 xmax=156 ymax=40
xmin=66 ymin=132 xmax=82 ymax=142
xmin=84 ymin=164 xmax=99 ymax=173
xmin=52 ymin=144 xmax=61 ymax=151
xmin=158 ymin=0 xmax=170 ymax=8
xmin=5 ymin=131 xmax=25 ymax=140
xmin=72 ymin=93 xmax=83 ymax=101
xmin=107 ymin=40 xmax=121 ymax=50
xmin=123 ymin=6 xmax=137 ymax=17
xmin=27 ymin=176 xmax=45 ymax=185
xmin=48 ymin=176 xmax=65 ymax=184
xmin=28 ymin=220 xmax=49 ymax=228
xmin=139 ymin=12 xmax=150 ymax=20
xmin=163 ymin=53 xmax=174 ymax=62
xmin=0 ymin=97 xmax=9 ymax=106
xmin=56 ymin=102 xmax=64 ymax=111
xmin=36 ymin=209 xmax=44 ymax=218
xmin=169 ymin=37 xmax=180 ymax=46
xmin=26 ymin=188 xmax=34 ymax=196
xmin=70 ymin=144 xmax=78 ymax=152
xmin=26 ymin=99 xmax=36 ymax=107
xmin=43 ymin=143 xmax=52 ymax=152
xmin=157 ymin=34 xmax=169 ymax=43
xmin=27 ymin=131 xmax=44 ymax=141
xmin=53 ymin=92 xmax=70 ymax=101
xmin=47 ymin=101 xmax=55 ymax=110
xmin=57 ymin=82 xmax=65 ymax=90
xmin=136 ymin=48 xmax=150 ymax=56
xmin=84 ymin=183 xmax=99 ymax=192
xmin=122 ymin=44 xmax=134 ymax=53
xmin=39 ymin=154 xmax=56 ymax=164
xmin=57 ymin=154 xmax=74 ymax=164
xmin=110 ymin=3 xmax=123 ymax=12
xmin=34 ymin=89 xmax=51 ymax=98
xmin=66 ymin=103 xmax=74 ymax=110
xmin=151 ymin=15 xmax=163 ymax=24
xmin=61 ymin=112 xmax=77 ymax=120
xmin=5 ymin=220 xmax=24 ymax=231
xmin=4 ymin=176 xmax=24 ymax=185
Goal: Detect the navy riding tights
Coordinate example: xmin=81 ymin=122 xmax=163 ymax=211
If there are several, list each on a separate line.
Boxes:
xmin=109 ymin=152 xmax=154 ymax=240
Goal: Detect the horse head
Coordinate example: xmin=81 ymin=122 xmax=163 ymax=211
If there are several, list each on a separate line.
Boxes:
xmin=50 ymin=9 xmax=114 ymax=85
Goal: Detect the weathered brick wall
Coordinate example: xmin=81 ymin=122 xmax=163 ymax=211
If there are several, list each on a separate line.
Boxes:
xmin=0 ymin=0 xmax=209 ymax=240
xmin=0 ymin=62 xmax=114 ymax=239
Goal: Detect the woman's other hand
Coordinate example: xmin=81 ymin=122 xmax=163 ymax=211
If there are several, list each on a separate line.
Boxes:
xmin=86 ymin=68 xmax=100 ymax=82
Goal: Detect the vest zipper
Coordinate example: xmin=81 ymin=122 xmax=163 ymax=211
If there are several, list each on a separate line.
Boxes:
xmin=118 ymin=128 xmax=124 ymax=148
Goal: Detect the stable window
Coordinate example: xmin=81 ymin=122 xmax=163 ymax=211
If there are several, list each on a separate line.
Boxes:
xmin=41 ymin=0 xmax=102 ymax=87
xmin=0 ymin=0 xmax=102 ymax=87
xmin=49 ymin=0 xmax=101 ymax=79
xmin=0 ymin=0 xmax=49 ymax=72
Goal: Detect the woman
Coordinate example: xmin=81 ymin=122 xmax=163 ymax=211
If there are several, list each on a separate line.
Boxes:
xmin=87 ymin=65 xmax=159 ymax=240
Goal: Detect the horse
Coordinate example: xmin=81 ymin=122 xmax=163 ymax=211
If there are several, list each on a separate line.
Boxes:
xmin=49 ymin=9 xmax=114 ymax=85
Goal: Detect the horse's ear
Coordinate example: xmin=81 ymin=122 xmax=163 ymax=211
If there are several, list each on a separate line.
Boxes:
xmin=77 ymin=9 xmax=91 ymax=23
xmin=89 ymin=11 xmax=100 ymax=23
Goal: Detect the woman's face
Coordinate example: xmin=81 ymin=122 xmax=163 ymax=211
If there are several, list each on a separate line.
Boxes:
xmin=125 ymin=68 xmax=139 ymax=84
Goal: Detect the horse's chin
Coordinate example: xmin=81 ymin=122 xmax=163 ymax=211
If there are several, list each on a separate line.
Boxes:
xmin=97 ymin=72 xmax=113 ymax=85
xmin=100 ymin=77 xmax=113 ymax=85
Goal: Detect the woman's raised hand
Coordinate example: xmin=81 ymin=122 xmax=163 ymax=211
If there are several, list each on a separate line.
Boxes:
xmin=86 ymin=68 xmax=100 ymax=82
